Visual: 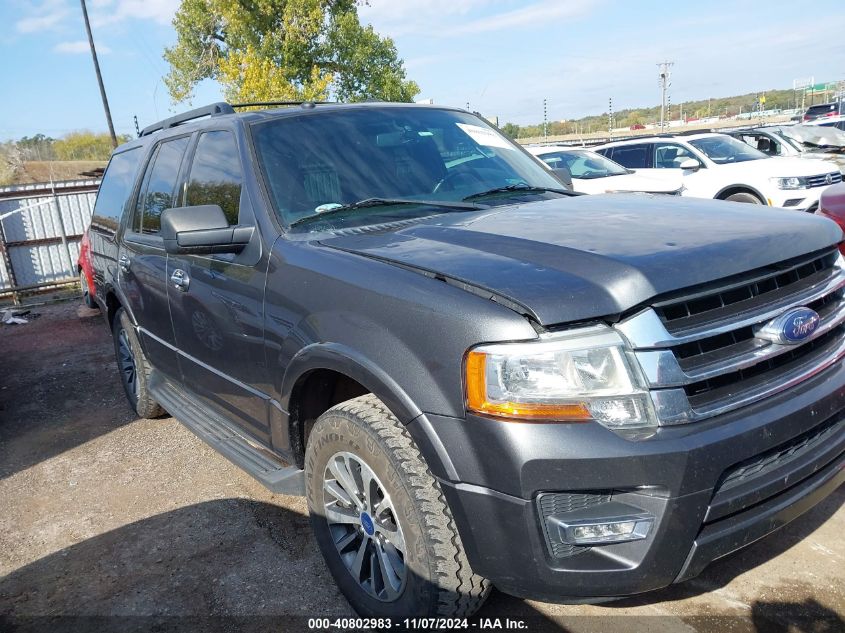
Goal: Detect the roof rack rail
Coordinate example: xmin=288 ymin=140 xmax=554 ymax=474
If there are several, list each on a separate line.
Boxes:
xmin=230 ymin=100 xmax=329 ymax=109
xmin=140 ymin=102 xmax=235 ymax=137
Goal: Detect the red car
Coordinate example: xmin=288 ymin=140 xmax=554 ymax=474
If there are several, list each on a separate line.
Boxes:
xmin=817 ymin=182 xmax=845 ymax=253
xmin=77 ymin=229 xmax=98 ymax=309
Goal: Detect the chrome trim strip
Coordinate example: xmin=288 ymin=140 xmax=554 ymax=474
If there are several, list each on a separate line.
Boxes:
xmin=139 ymin=326 xmax=271 ymax=401
xmin=616 ymin=269 xmax=845 ymax=349
xmin=635 ymin=350 xmax=688 ymax=387
xmin=636 ymin=298 xmax=845 ymax=387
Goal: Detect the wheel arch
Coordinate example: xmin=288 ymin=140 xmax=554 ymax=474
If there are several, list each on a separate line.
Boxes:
xmin=281 ymin=343 xmax=424 ymax=469
xmin=714 ymin=184 xmax=767 ymax=204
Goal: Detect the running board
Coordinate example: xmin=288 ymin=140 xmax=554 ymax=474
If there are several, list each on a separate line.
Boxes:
xmin=150 ymin=375 xmax=304 ymax=495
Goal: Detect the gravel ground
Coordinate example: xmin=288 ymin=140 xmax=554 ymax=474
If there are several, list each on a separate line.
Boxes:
xmin=0 ymin=301 xmax=843 ymax=633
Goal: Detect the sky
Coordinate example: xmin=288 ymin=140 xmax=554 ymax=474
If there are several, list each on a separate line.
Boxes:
xmin=1 ymin=0 xmax=843 ymax=140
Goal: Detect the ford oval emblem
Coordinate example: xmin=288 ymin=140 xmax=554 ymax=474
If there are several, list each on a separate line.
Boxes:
xmin=758 ymin=307 xmax=820 ymax=345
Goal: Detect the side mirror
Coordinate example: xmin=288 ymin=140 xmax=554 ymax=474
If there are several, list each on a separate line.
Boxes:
xmin=161 ymin=205 xmax=253 ymax=255
xmin=551 ymin=166 xmax=573 ymax=190
xmin=679 ymin=158 xmax=701 ymax=172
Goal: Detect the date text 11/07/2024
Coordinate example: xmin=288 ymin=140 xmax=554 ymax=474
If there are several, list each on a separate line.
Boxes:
xmin=307 ymin=618 xmax=529 ymax=629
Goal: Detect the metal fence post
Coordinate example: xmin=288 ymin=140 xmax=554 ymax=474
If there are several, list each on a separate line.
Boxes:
xmin=0 ymin=217 xmax=20 ymax=305
xmin=50 ymin=180 xmax=74 ymax=278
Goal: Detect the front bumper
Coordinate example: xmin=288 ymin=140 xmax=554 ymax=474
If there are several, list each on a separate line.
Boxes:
xmin=770 ymin=186 xmax=824 ymax=211
xmin=408 ymin=358 xmax=845 ymax=601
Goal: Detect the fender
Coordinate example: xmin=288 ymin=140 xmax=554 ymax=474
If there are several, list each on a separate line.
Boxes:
xmin=280 ymin=342 xmax=423 ymax=425
xmin=714 ymin=184 xmax=768 ymax=204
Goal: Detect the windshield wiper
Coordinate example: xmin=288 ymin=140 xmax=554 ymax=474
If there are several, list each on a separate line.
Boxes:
xmin=289 ymin=197 xmax=489 ymax=228
xmin=462 ymin=183 xmax=577 ymax=201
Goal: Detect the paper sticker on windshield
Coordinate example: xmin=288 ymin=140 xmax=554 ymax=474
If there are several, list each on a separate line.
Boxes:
xmin=456 ymin=123 xmax=515 ymax=150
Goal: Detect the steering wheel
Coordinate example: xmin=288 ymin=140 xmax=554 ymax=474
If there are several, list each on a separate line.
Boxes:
xmin=433 ymin=170 xmax=485 ymax=193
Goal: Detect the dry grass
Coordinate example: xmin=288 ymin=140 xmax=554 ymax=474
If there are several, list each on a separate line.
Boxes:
xmin=11 ymin=161 xmax=106 ymax=185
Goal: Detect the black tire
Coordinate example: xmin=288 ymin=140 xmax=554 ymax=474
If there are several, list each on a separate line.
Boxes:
xmin=724 ymin=192 xmax=762 ymax=204
xmin=112 ymin=308 xmax=165 ymax=419
xmin=80 ymin=271 xmax=97 ymax=309
xmin=305 ymin=394 xmax=490 ymax=618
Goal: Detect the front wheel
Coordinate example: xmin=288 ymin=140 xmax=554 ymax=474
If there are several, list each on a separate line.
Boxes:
xmin=305 ymin=394 xmax=490 ymax=618
xmin=723 ymin=192 xmax=762 ymax=204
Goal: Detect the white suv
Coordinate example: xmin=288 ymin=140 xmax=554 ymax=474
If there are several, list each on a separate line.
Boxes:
xmin=595 ymin=133 xmax=842 ymax=211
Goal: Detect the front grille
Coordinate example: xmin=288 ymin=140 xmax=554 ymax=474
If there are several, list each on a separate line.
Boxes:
xmin=537 ymin=491 xmax=610 ymax=558
xmin=807 ymin=172 xmax=842 ymax=188
xmin=655 ymin=249 xmax=837 ymax=329
xmin=617 ymin=247 xmax=845 ymax=423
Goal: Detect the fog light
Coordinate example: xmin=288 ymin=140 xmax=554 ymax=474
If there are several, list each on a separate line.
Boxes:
xmin=546 ymin=501 xmax=654 ymax=545
xmin=565 ymin=519 xmax=651 ymax=544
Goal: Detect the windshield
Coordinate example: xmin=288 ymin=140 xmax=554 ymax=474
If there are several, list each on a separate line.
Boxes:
xmin=251 ymin=107 xmax=565 ymax=231
xmin=688 ymin=135 xmax=768 ymax=164
xmin=537 ymin=149 xmax=628 ymax=178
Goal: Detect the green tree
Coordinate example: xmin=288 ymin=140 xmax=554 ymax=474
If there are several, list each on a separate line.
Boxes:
xmin=499 ymin=122 xmax=520 ymax=139
xmin=17 ymin=134 xmax=56 ymax=161
xmin=54 ymin=132 xmax=132 ymax=161
xmin=164 ymin=0 xmax=419 ymax=104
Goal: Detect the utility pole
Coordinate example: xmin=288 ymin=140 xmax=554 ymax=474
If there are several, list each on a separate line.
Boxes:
xmin=608 ymin=97 xmax=613 ymax=140
xmin=80 ymin=0 xmax=117 ymax=148
xmin=657 ymin=61 xmax=673 ymax=133
xmin=543 ymin=98 xmax=548 ymax=141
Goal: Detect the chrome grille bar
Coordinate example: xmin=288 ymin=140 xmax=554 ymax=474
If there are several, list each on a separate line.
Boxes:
xmin=635 ymin=297 xmax=845 ymax=387
xmin=617 ymin=265 xmax=845 ymax=349
xmin=616 ymin=250 xmax=845 ymax=425
xmin=651 ymin=332 xmax=845 ymax=424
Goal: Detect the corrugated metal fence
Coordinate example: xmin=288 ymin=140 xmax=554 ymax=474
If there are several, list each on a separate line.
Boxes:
xmin=0 ymin=179 xmax=100 ymax=304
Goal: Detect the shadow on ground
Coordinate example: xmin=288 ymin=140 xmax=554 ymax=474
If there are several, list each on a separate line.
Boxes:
xmin=0 ymin=302 xmax=135 ymax=480
xmin=1 ymin=496 xmax=842 ymax=633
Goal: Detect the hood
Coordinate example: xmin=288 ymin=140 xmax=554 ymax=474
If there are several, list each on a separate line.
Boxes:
xmin=778 ymin=124 xmax=845 ymax=149
xmin=320 ymin=195 xmax=843 ymax=326
xmin=575 ymin=172 xmax=681 ymax=195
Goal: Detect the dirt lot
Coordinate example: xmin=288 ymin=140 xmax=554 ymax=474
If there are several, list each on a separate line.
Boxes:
xmin=1 ymin=301 xmax=843 ymax=633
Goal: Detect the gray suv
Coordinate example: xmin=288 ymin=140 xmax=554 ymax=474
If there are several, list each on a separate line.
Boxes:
xmin=87 ymin=101 xmax=845 ymax=618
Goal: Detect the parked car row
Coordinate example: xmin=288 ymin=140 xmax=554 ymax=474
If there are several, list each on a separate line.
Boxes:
xmin=528 ymin=130 xmax=842 ymax=212
xmin=725 ymin=125 xmax=845 ymax=176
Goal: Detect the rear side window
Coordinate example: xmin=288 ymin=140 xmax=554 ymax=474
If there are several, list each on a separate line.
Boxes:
xmin=653 ymin=143 xmax=697 ymax=168
xmin=90 ymin=148 xmax=142 ymax=235
xmin=806 ymin=104 xmax=838 ymax=117
xmin=185 ymin=131 xmax=243 ymax=226
xmin=133 ymin=137 xmax=190 ymax=235
xmin=608 ymin=144 xmax=651 ymax=169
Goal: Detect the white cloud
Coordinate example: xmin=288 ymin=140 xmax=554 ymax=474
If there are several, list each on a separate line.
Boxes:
xmin=90 ymin=0 xmax=180 ymax=27
xmin=449 ymin=0 xmax=600 ymax=35
xmin=54 ymin=40 xmax=112 ymax=54
xmin=15 ymin=0 xmax=71 ymax=33
xmin=361 ymin=0 xmax=600 ymax=37
xmin=360 ymin=0 xmax=497 ymax=36
xmin=14 ymin=0 xmax=178 ymax=35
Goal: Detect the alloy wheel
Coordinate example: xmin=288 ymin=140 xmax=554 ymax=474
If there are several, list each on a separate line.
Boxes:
xmin=322 ymin=451 xmax=406 ymax=602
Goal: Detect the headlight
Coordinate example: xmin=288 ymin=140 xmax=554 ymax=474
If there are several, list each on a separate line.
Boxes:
xmin=771 ymin=176 xmax=809 ymax=190
xmin=465 ymin=326 xmax=656 ymax=429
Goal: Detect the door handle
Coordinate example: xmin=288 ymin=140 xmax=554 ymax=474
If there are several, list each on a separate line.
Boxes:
xmin=119 ymin=254 xmax=131 ymax=273
xmin=170 ymin=269 xmax=190 ymax=292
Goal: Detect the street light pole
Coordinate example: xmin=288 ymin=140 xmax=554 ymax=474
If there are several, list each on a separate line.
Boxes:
xmin=658 ymin=61 xmax=673 ymax=133
xmin=80 ymin=0 xmax=117 ymax=148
